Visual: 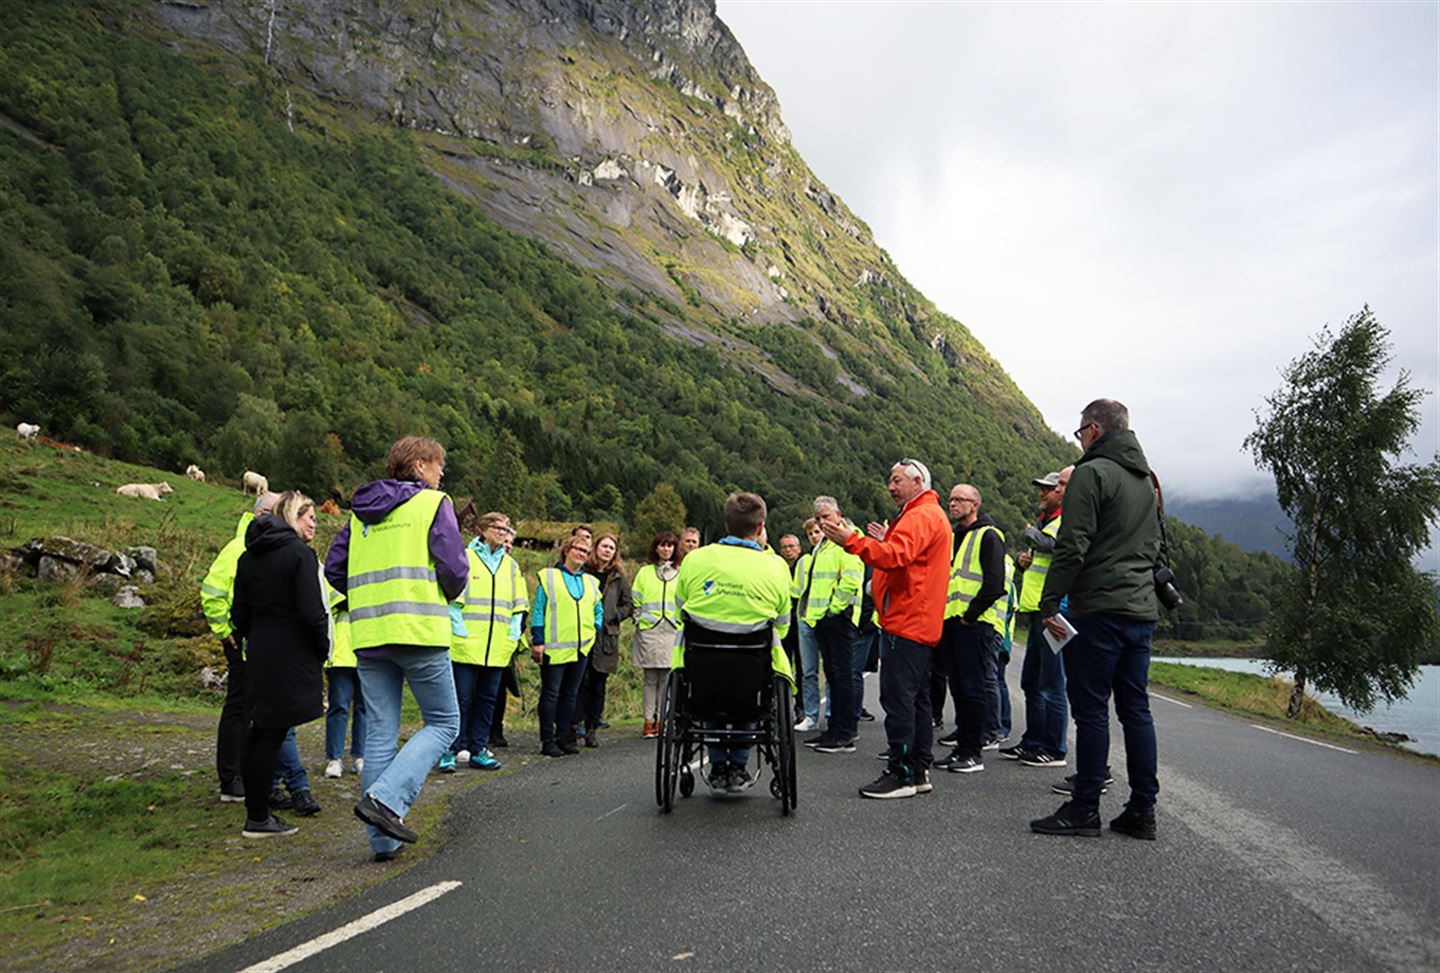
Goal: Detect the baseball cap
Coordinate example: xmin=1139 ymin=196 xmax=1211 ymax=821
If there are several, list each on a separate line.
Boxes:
xmin=1032 ymin=472 xmax=1063 ymax=488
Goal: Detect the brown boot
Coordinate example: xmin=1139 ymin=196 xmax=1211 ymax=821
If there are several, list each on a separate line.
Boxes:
xmin=584 ymin=727 xmax=599 ymax=748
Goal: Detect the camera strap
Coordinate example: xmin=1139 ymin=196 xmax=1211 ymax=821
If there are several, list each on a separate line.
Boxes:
xmin=1149 ymin=469 xmax=1171 ymax=568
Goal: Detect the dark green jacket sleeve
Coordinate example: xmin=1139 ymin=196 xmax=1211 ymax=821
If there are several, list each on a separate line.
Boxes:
xmin=1039 ymin=465 xmax=1100 ymax=616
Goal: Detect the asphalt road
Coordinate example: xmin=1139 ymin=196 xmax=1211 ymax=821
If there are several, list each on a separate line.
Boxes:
xmin=191 ymin=646 xmax=1440 ymax=972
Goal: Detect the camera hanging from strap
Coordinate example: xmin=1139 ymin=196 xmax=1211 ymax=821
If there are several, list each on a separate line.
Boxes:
xmin=1149 ymin=470 xmax=1183 ymax=610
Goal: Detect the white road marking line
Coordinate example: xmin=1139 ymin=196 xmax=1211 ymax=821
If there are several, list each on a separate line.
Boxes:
xmin=595 ymin=803 xmax=628 ymax=821
xmin=1248 ymin=723 xmax=1358 ymax=754
xmin=1152 ymin=692 xmax=1192 ymax=708
xmin=237 ymin=880 xmax=462 ymax=973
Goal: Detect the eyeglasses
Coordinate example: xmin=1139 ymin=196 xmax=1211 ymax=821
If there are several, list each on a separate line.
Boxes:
xmin=949 ymin=496 xmax=977 ymax=505
xmin=1073 ymin=422 xmax=1096 ymax=441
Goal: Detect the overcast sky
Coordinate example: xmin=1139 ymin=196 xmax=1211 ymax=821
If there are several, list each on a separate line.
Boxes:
xmin=718 ymin=0 xmax=1438 ymax=511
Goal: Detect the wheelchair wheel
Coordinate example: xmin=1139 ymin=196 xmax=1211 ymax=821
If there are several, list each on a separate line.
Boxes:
xmin=679 ymin=767 xmax=695 ymax=797
xmin=655 ymin=670 xmax=682 ymax=812
xmin=773 ymin=675 xmax=797 ymax=815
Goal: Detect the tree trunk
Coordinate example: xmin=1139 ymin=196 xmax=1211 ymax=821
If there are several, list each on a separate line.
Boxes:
xmin=1287 ymin=666 xmax=1307 ymax=719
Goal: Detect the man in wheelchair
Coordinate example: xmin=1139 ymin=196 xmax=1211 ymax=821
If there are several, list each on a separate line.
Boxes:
xmin=671 ymin=491 xmax=795 ymax=795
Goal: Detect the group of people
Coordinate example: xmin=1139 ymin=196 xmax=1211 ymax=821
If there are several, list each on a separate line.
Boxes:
xmin=203 ymin=395 xmax=1165 ymax=857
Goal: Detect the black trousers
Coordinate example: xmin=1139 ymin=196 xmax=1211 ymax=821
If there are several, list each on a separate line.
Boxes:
xmin=580 ymin=667 xmax=610 ymax=729
xmin=930 ymin=660 xmax=949 ymax=723
xmin=879 ymin=632 xmax=935 ymax=782
xmin=941 ymin=619 xmax=996 ymax=759
xmin=242 ymin=724 xmax=289 ymax=822
xmin=216 ymin=641 xmax=247 ymax=788
xmin=814 ymin=614 xmax=858 ymax=741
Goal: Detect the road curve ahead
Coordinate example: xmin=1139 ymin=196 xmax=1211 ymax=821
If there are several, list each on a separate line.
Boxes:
xmin=192 ymin=648 xmax=1440 ymax=972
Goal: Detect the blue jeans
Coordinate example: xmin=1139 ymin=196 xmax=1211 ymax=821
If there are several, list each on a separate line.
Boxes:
xmin=452 ymin=663 xmax=505 ymax=753
xmin=538 ymin=655 xmax=589 ymax=743
xmin=357 ymin=648 xmax=460 ymax=854
xmin=986 ymin=651 xmax=1011 ymax=740
xmin=325 ymin=668 xmax=366 ymax=760
xmin=1062 ymin=613 xmax=1158 ymax=815
xmin=1019 ymin=616 xmax=1068 ymax=757
xmin=796 ymin=620 xmax=821 ymax=721
xmin=273 ymin=728 xmax=308 ymax=792
xmin=707 ymin=722 xmax=755 ymax=768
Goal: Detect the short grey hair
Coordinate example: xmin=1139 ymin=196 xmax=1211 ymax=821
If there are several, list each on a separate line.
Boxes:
xmin=1081 ymin=398 xmax=1130 ymax=433
xmin=892 ymin=459 xmax=932 ymax=491
xmin=812 ymin=495 xmax=840 ymax=515
xmin=253 ymin=490 xmax=282 ymax=515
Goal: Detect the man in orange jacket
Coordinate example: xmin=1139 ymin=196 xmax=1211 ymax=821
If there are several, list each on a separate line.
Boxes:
xmin=821 ymin=459 xmax=952 ymax=799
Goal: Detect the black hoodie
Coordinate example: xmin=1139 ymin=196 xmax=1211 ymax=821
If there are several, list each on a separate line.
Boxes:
xmin=232 ymin=515 xmax=329 ymax=728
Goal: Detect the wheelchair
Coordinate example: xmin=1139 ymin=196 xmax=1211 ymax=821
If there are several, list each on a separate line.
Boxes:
xmin=654 ymin=616 xmax=798 ymax=815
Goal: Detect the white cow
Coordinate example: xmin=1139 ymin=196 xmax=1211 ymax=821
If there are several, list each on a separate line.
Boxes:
xmin=185 ymin=464 xmax=206 ymax=482
xmin=242 ymin=470 xmax=269 ymax=496
xmin=117 ymin=482 xmax=175 ymax=501
xmin=16 ymin=423 xmax=39 ymax=441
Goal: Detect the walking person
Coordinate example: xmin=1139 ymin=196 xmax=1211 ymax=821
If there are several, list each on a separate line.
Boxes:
xmin=325 ymin=436 xmax=466 ymax=860
xmin=443 ymin=512 xmax=528 ymax=772
xmin=633 ymin=531 xmax=681 ymax=738
xmin=822 ymin=459 xmax=952 ymax=799
xmin=324 ymin=587 xmax=365 ymax=778
xmin=1031 ymin=400 xmax=1162 ymax=840
xmin=580 ymin=533 xmax=632 ymax=747
xmin=231 ymin=491 xmax=330 ymax=837
xmin=531 ymin=535 xmax=603 ymax=757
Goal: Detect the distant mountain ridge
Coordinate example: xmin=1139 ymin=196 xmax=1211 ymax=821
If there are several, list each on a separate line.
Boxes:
xmin=1169 ymin=495 xmax=1294 ymax=560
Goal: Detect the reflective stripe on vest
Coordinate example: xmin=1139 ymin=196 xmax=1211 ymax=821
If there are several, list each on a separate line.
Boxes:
xmin=452 ymin=549 xmax=527 ymax=666
xmin=346 ymin=490 xmax=451 ymax=650
xmin=538 ymin=567 xmax=600 ymax=665
xmin=1017 ymin=513 xmax=1062 ymax=614
xmin=945 ymin=523 xmax=1006 ymax=632
xmin=801 ymin=539 xmax=862 ymax=626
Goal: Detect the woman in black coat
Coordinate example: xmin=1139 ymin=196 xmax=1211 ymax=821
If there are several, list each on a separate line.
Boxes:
xmin=231 ymin=491 xmax=330 ymax=837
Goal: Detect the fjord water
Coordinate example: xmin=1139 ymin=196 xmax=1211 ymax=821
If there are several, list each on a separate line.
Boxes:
xmin=1152 ymin=658 xmax=1440 ymax=757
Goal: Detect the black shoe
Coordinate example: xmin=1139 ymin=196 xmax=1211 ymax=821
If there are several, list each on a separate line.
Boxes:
xmin=876 ymin=749 xmax=892 ymax=761
xmin=937 ymin=728 xmax=961 ymax=746
xmin=290 ymin=788 xmax=321 ymax=817
xmin=933 ymin=747 xmax=966 ymax=770
xmin=859 ymin=709 xmax=876 ymax=722
xmin=706 ymin=764 xmax=730 ymax=790
xmin=598 ymin=719 xmax=611 ymax=729
xmin=219 ymin=780 xmax=245 ymax=803
xmin=1019 ymin=750 xmax=1067 ymax=768
xmin=803 ymin=733 xmax=832 ymax=749
xmin=998 ymin=744 xmax=1031 ymax=761
xmin=1030 ymin=801 xmax=1101 ymax=837
xmin=559 ymin=741 xmax=580 ymax=755
xmin=727 ymin=765 xmax=752 ymax=794
xmin=813 ymin=739 xmax=856 ymax=754
xmin=353 ymin=794 xmax=418 ymax=844
xmin=268 ymin=788 xmax=293 ymax=811
xmin=915 ymin=769 xmax=933 ymax=794
xmin=491 ymin=733 xmax=509 ymax=749
xmin=1051 ymin=769 xmax=1114 ymax=796
xmin=982 ymin=737 xmax=1004 ymax=751
xmin=946 ymin=755 xmax=984 ymax=774
xmin=242 ymin=814 xmax=298 ymax=838
xmin=859 ymin=771 xmax=917 ymax=799
xmin=372 ymin=847 xmax=405 ymax=863
xmin=1109 ymin=806 xmax=1157 ymax=840
xmin=541 ymin=740 xmax=564 ymax=758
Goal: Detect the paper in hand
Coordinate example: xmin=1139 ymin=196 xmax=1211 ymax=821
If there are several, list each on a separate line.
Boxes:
xmin=1043 ymin=614 xmax=1077 ymax=654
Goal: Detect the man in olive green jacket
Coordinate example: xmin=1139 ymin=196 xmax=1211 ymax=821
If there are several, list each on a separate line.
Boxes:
xmin=1032 ymin=398 xmax=1161 ymax=841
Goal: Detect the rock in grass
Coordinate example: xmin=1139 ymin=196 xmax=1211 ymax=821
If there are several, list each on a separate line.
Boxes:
xmin=113 ymin=585 xmax=146 ymax=609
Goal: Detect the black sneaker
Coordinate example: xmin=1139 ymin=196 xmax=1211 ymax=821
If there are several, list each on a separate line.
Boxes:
xmin=859 ymin=771 xmax=917 ymax=799
xmin=290 ymin=788 xmax=321 ymax=817
xmin=219 ymin=780 xmax=245 ymax=803
xmin=946 ymin=755 xmax=984 ymax=774
xmin=559 ymin=741 xmax=580 ymax=756
xmin=706 ymin=764 xmax=730 ymax=790
xmin=541 ymin=740 xmax=564 ymax=758
xmin=268 ymin=788 xmax=294 ymax=810
xmin=1019 ymin=751 xmax=1067 ymax=768
xmin=813 ymin=739 xmax=856 ymax=754
xmin=859 ymin=709 xmax=876 ymax=722
xmin=876 ymin=748 xmax=892 ymax=761
xmin=1030 ymin=801 xmax=1102 ymax=837
xmin=1109 ymin=806 xmax=1157 ymax=840
xmin=803 ymin=733 xmax=832 ymax=749
xmin=727 ymin=766 xmax=752 ymax=794
xmin=1051 ymin=769 xmax=1114 ymax=796
xmin=914 ymin=770 xmax=933 ymax=795
xmin=242 ymin=815 xmax=298 ymax=838
xmin=998 ymin=744 xmax=1030 ymax=761
xmin=353 ymin=794 xmax=419 ymax=844
xmin=937 ymin=728 xmax=961 ymax=746
xmin=982 ymin=737 xmax=1004 ymax=751
xmin=933 ymin=747 xmax=966 ymax=770
xmin=372 ymin=847 xmax=405 ymax=863
xmin=490 ymin=733 xmax=509 ymax=749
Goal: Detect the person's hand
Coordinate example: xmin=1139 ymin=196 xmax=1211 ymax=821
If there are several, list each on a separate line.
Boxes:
xmin=865 ymin=520 xmax=890 ymax=541
xmin=819 ymin=516 xmax=851 ymax=543
xmin=531 ymin=644 xmax=544 ymax=663
xmin=1016 ymin=551 xmax=1033 ymax=569
xmin=221 ymin=635 xmax=238 ymax=652
xmin=958 ymin=618 xmax=972 ymax=626
xmin=1042 ymin=615 xmax=1067 ymax=639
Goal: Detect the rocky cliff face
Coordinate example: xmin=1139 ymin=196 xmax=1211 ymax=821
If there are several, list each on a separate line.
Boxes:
xmin=141 ymin=0 xmax=1036 ymax=421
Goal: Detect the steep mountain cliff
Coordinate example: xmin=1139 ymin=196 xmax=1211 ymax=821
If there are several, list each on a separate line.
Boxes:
xmin=0 ymin=0 xmax=1072 ymax=531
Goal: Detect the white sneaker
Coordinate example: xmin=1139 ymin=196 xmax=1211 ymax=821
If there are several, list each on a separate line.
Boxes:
xmin=794 ymin=716 xmax=818 ymax=732
xmin=455 ymin=749 xmax=471 ymax=764
xmin=353 ymin=757 xmax=364 ymax=775
xmin=324 ymin=759 xmax=343 ymax=779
